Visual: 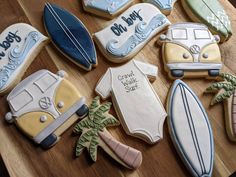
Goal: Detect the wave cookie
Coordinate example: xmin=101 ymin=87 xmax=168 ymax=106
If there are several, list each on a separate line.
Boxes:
xmin=94 ymin=3 xmax=170 ymax=63
xmin=95 ymin=60 xmax=167 ymax=144
xmin=82 ymin=0 xmax=133 ymax=19
xmin=44 ymin=3 xmax=97 ymax=71
xmin=159 ymin=23 xmax=222 ymax=79
xmin=167 ymin=80 xmax=214 ymax=177
xmin=5 ymin=70 xmax=89 ymax=149
xmin=0 ymin=23 xmax=48 ymax=94
xmin=181 ymin=0 xmax=232 ymax=42
xmin=143 ymin=0 xmax=177 ymax=15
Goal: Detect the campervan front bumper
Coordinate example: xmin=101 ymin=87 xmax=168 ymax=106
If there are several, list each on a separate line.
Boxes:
xmin=166 ymin=63 xmax=222 ymax=70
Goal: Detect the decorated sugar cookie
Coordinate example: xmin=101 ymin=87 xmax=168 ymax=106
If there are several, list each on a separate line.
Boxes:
xmin=95 ymin=60 xmax=167 ymax=144
xmin=181 ymin=0 xmax=232 ymax=42
xmin=74 ymin=96 xmax=142 ymax=169
xmin=82 ymin=0 xmax=134 ymax=19
xmin=44 ymin=3 xmax=97 ymax=71
xmin=5 ymin=70 xmax=89 ymax=149
xmin=167 ymin=80 xmax=214 ymax=177
xmin=206 ymin=73 xmax=236 ymax=142
xmin=143 ymin=0 xmax=177 ymax=15
xmin=159 ymin=23 xmax=222 ymax=79
xmin=94 ymin=3 xmax=170 ymax=63
xmin=0 ymin=23 xmax=48 ymax=95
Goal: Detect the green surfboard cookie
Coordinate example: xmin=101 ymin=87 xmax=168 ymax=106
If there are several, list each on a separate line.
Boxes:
xmin=181 ymin=0 xmax=232 ymax=42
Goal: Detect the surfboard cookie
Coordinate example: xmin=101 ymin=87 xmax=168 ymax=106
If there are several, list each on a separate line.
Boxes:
xmin=82 ymin=0 xmax=134 ymax=19
xmin=0 ymin=23 xmax=48 ymax=95
xmin=159 ymin=23 xmax=222 ymax=79
xmin=181 ymin=0 xmax=232 ymax=42
xmin=74 ymin=96 xmax=142 ymax=169
xmin=5 ymin=70 xmax=89 ymax=149
xmin=206 ymin=73 xmax=236 ymax=142
xmin=143 ymin=0 xmax=177 ymax=15
xmin=167 ymin=79 xmax=214 ymax=177
xmin=94 ymin=3 xmax=170 ymax=63
xmin=44 ymin=3 xmax=97 ymax=71
xmin=95 ymin=60 xmax=167 ymax=144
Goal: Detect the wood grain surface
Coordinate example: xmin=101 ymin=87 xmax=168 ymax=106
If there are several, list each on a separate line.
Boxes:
xmin=0 ymin=0 xmax=236 ymax=177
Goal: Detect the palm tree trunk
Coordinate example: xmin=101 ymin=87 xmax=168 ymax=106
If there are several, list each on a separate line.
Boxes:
xmin=224 ymin=91 xmax=236 ymax=142
xmin=98 ymin=129 xmax=142 ymax=169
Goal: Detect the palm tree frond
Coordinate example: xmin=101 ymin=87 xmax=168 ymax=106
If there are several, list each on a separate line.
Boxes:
xmin=89 ymin=96 xmax=100 ymax=120
xmin=73 ymin=119 xmax=93 ymax=134
xmin=211 ymin=90 xmax=234 ymax=105
xmin=89 ymin=135 xmax=99 ymax=162
xmin=206 ymin=82 xmax=234 ymax=93
xmin=220 ymin=73 xmax=236 ymax=86
xmin=99 ymin=117 xmax=120 ymax=130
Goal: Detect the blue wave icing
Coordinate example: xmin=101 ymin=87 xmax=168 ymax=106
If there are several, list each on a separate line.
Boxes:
xmin=147 ymin=0 xmax=174 ymax=10
xmin=0 ymin=31 xmax=40 ymax=89
xmin=106 ymin=14 xmax=167 ymax=57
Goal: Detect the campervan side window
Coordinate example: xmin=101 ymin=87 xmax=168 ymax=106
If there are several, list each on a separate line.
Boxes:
xmin=194 ymin=29 xmax=211 ymax=39
xmin=34 ymin=73 xmax=58 ymax=93
xmin=171 ymin=29 xmax=187 ymax=40
xmin=9 ymin=90 xmax=33 ymax=112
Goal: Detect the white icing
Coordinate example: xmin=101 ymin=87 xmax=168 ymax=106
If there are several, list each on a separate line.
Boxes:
xmin=94 ymin=3 xmax=170 ymax=62
xmin=95 ymin=60 xmax=167 ymax=143
xmin=7 ymin=70 xmax=63 ymax=118
xmin=0 ymin=23 xmax=48 ymax=91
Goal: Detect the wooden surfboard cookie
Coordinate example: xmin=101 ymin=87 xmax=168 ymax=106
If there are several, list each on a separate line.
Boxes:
xmin=82 ymin=0 xmax=134 ymax=19
xmin=73 ymin=96 xmax=142 ymax=169
xmin=206 ymin=73 xmax=236 ymax=142
xmin=167 ymin=79 xmax=214 ymax=177
xmin=0 ymin=23 xmax=48 ymax=95
xmin=94 ymin=3 xmax=170 ymax=63
xmin=181 ymin=0 xmax=232 ymax=42
xmin=44 ymin=3 xmax=97 ymax=71
xmin=5 ymin=70 xmax=89 ymax=149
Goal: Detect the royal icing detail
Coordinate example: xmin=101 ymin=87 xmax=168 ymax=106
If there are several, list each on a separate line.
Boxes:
xmin=44 ymin=3 xmax=97 ymax=71
xmin=168 ymin=80 xmax=214 ymax=177
xmin=94 ymin=3 xmax=170 ymax=63
xmin=143 ymin=0 xmax=177 ymax=15
xmin=159 ymin=23 xmax=222 ymax=79
xmin=82 ymin=0 xmax=133 ymax=19
xmin=0 ymin=23 xmax=48 ymax=94
xmin=206 ymin=73 xmax=236 ymax=142
xmin=95 ymin=60 xmax=167 ymax=144
xmin=181 ymin=0 xmax=232 ymax=42
xmin=5 ymin=70 xmax=89 ymax=149
xmin=74 ymin=96 xmax=142 ymax=169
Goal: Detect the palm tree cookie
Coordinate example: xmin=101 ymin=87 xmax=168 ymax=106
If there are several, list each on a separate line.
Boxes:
xmin=206 ymin=73 xmax=236 ymax=142
xmin=73 ymin=96 xmax=142 ymax=169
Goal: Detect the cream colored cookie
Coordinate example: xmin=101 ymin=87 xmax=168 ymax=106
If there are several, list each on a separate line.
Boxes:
xmin=82 ymin=0 xmax=134 ymax=19
xmin=95 ymin=60 xmax=167 ymax=144
xmin=94 ymin=3 xmax=170 ymax=63
xmin=159 ymin=22 xmax=222 ymax=79
xmin=5 ymin=70 xmax=89 ymax=149
xmin=0 ymin=23 xmax=49 ymax=95
xmin=143 ymin=0 xmax=177 ymax=15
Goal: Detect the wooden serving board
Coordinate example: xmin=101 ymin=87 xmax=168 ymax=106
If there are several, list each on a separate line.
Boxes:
xmin=0 ymin=0 xmax=236 ymax=176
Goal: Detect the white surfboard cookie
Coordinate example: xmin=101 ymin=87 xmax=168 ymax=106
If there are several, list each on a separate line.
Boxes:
xmin=167 ymin=80 xmax=214 ymax=177
xmin=94 ymin=3 xmax=171 ymax=63
xmin=95 ymin=60 xmax=167 ymax=144
xmin=0 ymin=23 xmax=48 ymax=94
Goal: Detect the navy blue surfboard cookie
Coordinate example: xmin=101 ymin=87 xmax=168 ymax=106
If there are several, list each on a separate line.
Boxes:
xmin=44 ymin=3 xmax=97 ymax=71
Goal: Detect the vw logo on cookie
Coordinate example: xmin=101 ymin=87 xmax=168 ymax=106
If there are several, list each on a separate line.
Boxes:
xmin=190 ymin=45 xmax=200 ymax=54
xmin=39 ymin=97 xmax=52 ymax=109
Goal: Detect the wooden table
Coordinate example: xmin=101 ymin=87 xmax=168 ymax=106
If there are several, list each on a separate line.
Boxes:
xmin=0 ymin=0 xmax=236 ymax=177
